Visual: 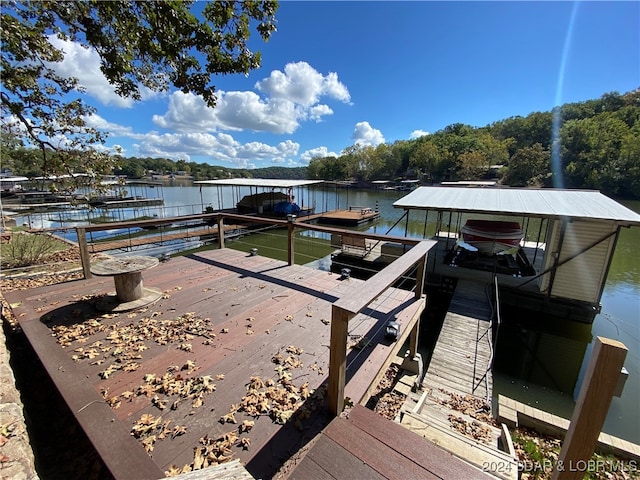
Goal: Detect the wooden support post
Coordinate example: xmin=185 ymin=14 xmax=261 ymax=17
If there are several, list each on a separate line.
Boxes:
xmin=552 ymin=337 xmax=627 ymax=480
xmin=327 ymin=305 xmax=351 ymax=416
xmin=217 ymin=215 xmax=225 ymax=249
xmin=287 ymin=221 xmax=295 ymax=266
xmin=409 ymin=322 xmax=419 ymax=358
xmin=76 ymin=227 xmax=92 ymax=279
xmin=410 ymin=253 xmax=426 ymax=357
xmin=415 ymin=256 xmax=426 ymax=299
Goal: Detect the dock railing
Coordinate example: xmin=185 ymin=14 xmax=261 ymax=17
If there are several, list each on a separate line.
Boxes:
xmin=327 ymin=241 xmax=432 ymax=415
xmin=75 ymin=211 xmax=424 ymax=279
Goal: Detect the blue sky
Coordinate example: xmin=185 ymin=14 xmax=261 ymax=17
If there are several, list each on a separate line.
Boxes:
xmin=52 ymin=1 xmax=639 ymax=169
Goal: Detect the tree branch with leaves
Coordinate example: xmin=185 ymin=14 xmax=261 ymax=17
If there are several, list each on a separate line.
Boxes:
xmin=1 ymin=0 xmax=278 ymax=189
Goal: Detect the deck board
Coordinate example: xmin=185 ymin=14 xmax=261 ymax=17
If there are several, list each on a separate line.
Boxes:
xmin=284 ymin=405 xmax=492 ymax=480
xmin=4 ymin=248 xmax=423 ymax=480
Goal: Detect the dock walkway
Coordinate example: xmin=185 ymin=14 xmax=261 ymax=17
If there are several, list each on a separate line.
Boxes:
xmin=284 ymin=404 xmax=493 ymax=479
xmin=423 ymin=278 xmax=494 ymax=400
xmin=396 ymin=277 xmax=517 ymax=479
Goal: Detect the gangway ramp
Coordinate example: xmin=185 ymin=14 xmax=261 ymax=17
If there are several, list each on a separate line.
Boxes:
xmin=424 ymin=278 xmax=494 ymax=401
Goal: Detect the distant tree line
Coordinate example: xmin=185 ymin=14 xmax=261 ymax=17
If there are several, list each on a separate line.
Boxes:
xmin=2 ymin=89 xmax=638 ymax=199
xmin=307 ymin=89 xmax=639 ymax=199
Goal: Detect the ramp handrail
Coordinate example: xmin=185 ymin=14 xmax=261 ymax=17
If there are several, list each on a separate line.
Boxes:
xmin=327 ymin=240 xmax=435 ymax=415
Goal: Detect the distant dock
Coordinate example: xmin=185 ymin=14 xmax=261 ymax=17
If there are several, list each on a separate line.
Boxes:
xmin=302 ymin=207 xmax=380 ymax=226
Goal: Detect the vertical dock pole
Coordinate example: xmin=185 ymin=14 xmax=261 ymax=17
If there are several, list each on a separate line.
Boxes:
xmin=552 ymin=337 xmax=627 ymax=480
xmin=217 ymin=215 xmax=225 ymax=249
xmin=287 ymin=216 xmax=295 ymax=266
xmin=76 ymin=227 xmax=92 ymax=279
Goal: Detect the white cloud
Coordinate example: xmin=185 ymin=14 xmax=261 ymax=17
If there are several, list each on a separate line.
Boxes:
xmin=153 ymin=62 xmax=351 ymax=135
xmin=85 ymin=114 xmax=136 ymax=137
xmin=352 ymin=121 xmax=385 ymax=146
xmin=131 ymin=131 xmax=300 ymax=168
xmin=308 ymin=104 xmax=333 ymax=122
xmin=255 ymin=61 xmax=351 ymax=106
xmin=300 ymin=146 xmax=338 ymax=163
xmin=47 ymin=37 xmax=157 ymax=108
xmin=410 ymin=129 xmax=430 ymax=139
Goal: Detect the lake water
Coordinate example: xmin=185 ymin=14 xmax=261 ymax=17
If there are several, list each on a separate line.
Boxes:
xmin=17 ymin=183 xmax=640 ymax=443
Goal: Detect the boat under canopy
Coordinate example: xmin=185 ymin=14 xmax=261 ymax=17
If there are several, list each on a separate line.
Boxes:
xmin=461 ymin=219 xmax=524 ymax=255
xmin=236 ymin=191 xmax=310 ymax=216
xmin=195 ymin=178 xmax=322 ymax=217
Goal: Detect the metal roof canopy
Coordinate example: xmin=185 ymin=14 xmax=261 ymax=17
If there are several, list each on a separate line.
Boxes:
xmin=393 ymin=187 xmax=640 ymax=226
xmin=194 ymin=178 xmax=323 ymax=188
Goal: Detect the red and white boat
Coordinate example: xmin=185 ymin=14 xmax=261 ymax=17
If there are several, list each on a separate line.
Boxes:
xmin=460 ymin=219 xmax=523 ymax=255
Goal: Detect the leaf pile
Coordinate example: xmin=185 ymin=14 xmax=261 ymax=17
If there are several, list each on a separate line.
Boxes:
xmin=512 ymin=428 xmax=638 ymax=480
xmin=448 ymin=414 xmax=493 ymax=444
xmin=130 ymin=413 xmax=187 ymax=454
xmin=52 ymin=311 xmax=217 ymax=380
xmin=435 ymin=389 xmax=496 ymax=426
xmin=165 ymin=430 xmax=249 ymax=477
xmin=373 ymin=391 xmax=406 ymax=421
xmin=101 ymin=360 xmax=223 ymax=460
xmin=218 ymin=344 xmax=325 ymax=431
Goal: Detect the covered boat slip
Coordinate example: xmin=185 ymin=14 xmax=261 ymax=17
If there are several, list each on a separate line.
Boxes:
xmin=4 ymin=247 xmax=429 ymax=479
xmin=195 ymin=179 xmax=322 ymax=218
xmin=195 ymin=178 xmax=380 ymax=227
xmin=393 ymin=187 xmax=640 ymax=320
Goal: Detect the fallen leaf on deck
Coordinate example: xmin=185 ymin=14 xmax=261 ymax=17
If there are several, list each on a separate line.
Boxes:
xmin=239 ymin=420 xmax=254 ymax=433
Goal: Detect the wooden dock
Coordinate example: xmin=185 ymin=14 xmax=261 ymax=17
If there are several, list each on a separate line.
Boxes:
xmin=423 ymin=278 xmax=494 ymax=400
xmin=395 ymin=277 xmax=517 ymax=479
xmin=303 ymin=208 xmax=380 ymax=226
xmin=4 ymin=248 xmax=425 ymax=479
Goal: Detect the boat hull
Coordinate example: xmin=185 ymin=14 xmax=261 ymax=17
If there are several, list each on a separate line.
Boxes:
xmin=461 ymin=220 xmax=523 ymax=255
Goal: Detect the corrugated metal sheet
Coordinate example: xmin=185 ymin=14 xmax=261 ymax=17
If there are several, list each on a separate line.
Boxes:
xmin=393 ymin=187 xmax=640 ymax=226
xmin=194 ymin=179 xmax=323 ymax=188
xmin=540 ymin=219 xmax=616 ymax=303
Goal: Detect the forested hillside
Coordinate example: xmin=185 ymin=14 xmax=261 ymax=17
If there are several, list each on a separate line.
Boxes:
xmin=2 ymin=89 xmax=638 ymax=199
xmin=308 ymin=89 xmax=639 ymax=199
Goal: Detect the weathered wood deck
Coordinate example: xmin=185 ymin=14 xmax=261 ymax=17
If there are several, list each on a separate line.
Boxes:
xmin=423 ymin=278 xmax=494 ymax=400
xmin=4 ymin=248 xmax=424 ymax=479
xmin=284 ymin=404 xmax=492 ymax=479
